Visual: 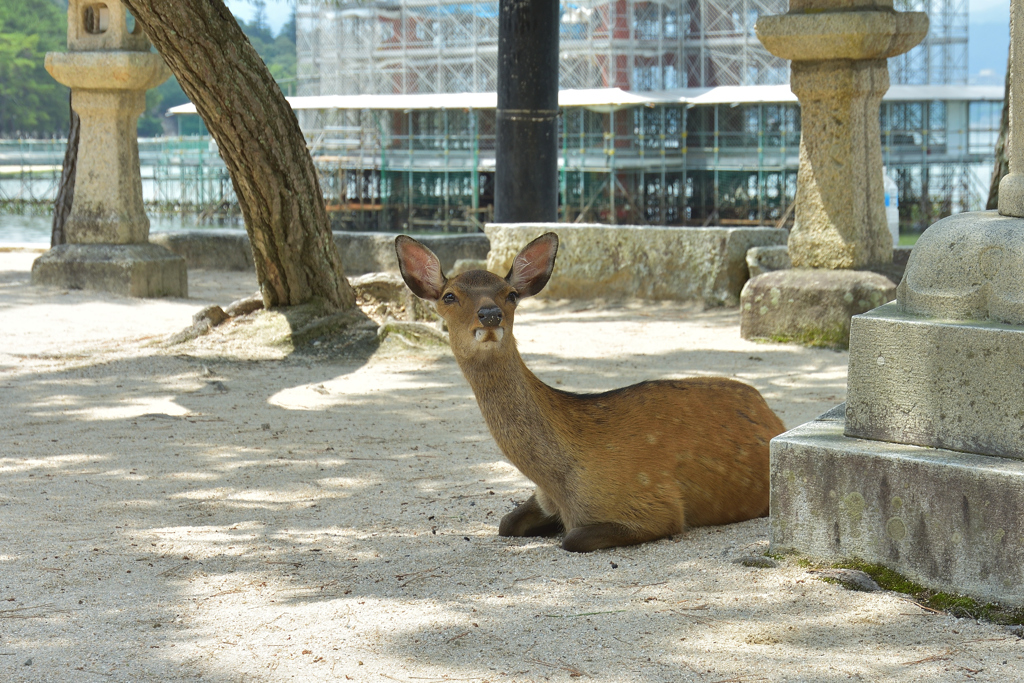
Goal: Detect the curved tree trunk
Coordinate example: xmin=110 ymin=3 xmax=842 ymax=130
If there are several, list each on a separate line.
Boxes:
xmin=987 ymin=50 xmax=1011 ymax=210
xmin=51 ymin=93 xmax=80 ymax=247
xmin=122 ymin=0 xmax=354 ymax=311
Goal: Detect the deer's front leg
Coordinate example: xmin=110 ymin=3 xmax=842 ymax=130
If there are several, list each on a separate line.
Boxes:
xmin=498 ymin=493 xmax=564 ymax=537
xmin=561 ymin=522 xmax=666 ymax=553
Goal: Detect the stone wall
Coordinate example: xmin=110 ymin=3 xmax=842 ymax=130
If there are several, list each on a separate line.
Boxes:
xmin=334 ymin=232 xmax=489 ymax=277
xmin=151 ymin=230 xmax=255 ymax=271
xmin=153 ymin=225 xmax=786 ymax=305
xmin=152 ymin=230 xmax=490 ymax=276
xmin=485 ymin=223 xmax=788 ymax=306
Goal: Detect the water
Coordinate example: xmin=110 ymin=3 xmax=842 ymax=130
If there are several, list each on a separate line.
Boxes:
xmin=0 ymin=214 xmax=241 ymax=245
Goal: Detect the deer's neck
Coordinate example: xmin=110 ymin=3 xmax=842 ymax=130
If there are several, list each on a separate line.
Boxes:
xmin=456 ymin=343 xmax=572 ymax=484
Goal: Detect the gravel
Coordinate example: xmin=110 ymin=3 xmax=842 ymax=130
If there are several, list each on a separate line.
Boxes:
xmin=1 ymin=249 xmax=1021 ymax=682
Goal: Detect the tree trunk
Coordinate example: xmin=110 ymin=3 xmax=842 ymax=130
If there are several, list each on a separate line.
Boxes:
xmin=51 ymin=93 xmax=80 ymax=247
xmin=122 ymin=0 xmax=354 ymax=311
xmin=987 ymin=51 xmax=1011 ymax=210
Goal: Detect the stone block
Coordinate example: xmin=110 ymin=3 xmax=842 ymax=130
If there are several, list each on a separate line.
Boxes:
xmin=485 ymin=223 xmax=788 ymax=306
xmin=845 ymin=302 xmax=1024 ymax=460
xmin=897 ymin=211 xmax=1024 ymax=326
xmin=770 ymin=404 xmax=1024 ymax=607
xmin=746 ymin=244 xmax=791 ymax=277
xmin=152 ymin=230 xmax=490 ymax=277
xmin=150 ymin=230 xmax=255 ymax=271
xmin=31 ymin=244 xmax=187 ymax=298
xmin=740 ymin=269 xmax=895 ymax=347
xmin=335 ymin=232 xmax=489 ymax=276
xmin=744 ymin=245 xmax=912 ymax=282
xmin=348 ymin=272 xmax=438 ymax=322
xmin=449 ymin=258 xmax=489 ymax=276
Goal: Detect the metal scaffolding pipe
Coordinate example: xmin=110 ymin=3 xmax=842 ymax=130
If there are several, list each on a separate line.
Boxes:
xmin=494 ymin=0 xmax=559 ymax=223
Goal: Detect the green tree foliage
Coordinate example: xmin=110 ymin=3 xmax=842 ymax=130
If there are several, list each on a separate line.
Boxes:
xmin=1 ymin=0 xmax=296 ymax=137
xmin=242 ymin=8 xmax=297 ymax=93
xmin=0 ymin=0 xmax=69 ymax=136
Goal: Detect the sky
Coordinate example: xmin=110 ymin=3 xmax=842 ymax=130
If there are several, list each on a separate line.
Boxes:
xmin=969 ymin=0 xmax=1010 ymax=83
xmin=225 ymin=0 xmax=294 ymax=34
xmin=225 ymin=0 xmax=1014 ymax=85
xmin=971 ymin=0 xmax=1009 ymax=22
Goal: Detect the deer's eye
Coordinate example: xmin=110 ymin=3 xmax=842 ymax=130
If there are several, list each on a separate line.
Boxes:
xmin=506 ymin=291 xmax=519 ymax=305
xmin=442 ymin=292 xmax=457 ymax=305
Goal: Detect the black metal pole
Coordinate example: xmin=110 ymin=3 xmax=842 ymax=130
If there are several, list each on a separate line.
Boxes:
xmin=494 ymin=0 xmax=560 ymax=223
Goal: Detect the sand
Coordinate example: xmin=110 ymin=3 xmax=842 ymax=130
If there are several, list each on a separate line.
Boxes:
xmin=0 ymin=247 xmax=1020 ymax=682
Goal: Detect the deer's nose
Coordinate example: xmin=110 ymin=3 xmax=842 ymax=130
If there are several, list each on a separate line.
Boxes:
xmin=477 ymin=305 xmax=503 ymax=328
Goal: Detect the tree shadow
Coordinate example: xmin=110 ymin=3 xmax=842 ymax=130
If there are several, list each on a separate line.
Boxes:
xmin=6 ymin=296 xmax=1003 ymax=681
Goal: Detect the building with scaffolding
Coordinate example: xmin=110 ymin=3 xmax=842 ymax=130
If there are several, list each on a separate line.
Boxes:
xmin=295 ymin=0 xmax=968 ymax=94
xmin=11 ymin=0 xmax=986 ymax=235
xmin=284 ymin=0 xmax=985 ymax=233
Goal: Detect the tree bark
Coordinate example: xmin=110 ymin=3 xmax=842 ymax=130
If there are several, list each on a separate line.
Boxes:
xmin=51 ymin=92 xmax=80 ymax=247
xmin=122 ymin=0 xmax=354 ymax=311
xmin=987 ymin=51 xmax=1011 ymax=211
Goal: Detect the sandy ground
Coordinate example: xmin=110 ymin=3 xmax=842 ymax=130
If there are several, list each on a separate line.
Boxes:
xmin=0 ymin=246 xmax=1021 ymax=683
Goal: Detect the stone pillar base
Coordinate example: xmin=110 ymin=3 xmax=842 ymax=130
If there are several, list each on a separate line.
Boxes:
xmin=846 ymin=302 xmax=1024 ymax=459
xmin=31 ymin=244 xmax=187 ymax=298
xmin=771 ymin=404 xmax=1024 ymax=607
xmin=740 ymin=269 xmax=895 ymax=348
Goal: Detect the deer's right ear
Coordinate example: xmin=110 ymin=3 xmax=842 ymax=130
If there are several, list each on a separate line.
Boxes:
xmin=395 ymin=235 xmax=446 ymax=301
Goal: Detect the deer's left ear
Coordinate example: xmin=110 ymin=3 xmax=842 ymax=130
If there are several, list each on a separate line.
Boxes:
xmin=506 ymin=232 xmax=558 ymax=298
xmin=395 ymin=235 xmax=446 ymax=301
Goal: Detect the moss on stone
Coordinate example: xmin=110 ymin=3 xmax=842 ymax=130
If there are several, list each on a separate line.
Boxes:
xmin=832 ymin=559 xmax=1024 ymax=626
xmin=762 ymin=323 xmax=849 ymax=349
xmin=771 ymin=552 xmax=1024 ymax=625
xmin=833 ymin=560 xmax=925 ymax=594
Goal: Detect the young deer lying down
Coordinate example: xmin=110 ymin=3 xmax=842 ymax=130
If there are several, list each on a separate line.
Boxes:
xmin=395 ymin=232 xmax=785 ymax=553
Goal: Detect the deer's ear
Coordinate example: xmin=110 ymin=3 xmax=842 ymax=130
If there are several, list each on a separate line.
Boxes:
xmin=396 ymin=235 xmax=446 ymax=301
xmin=506 ymin=232 xmax=559 ymax=298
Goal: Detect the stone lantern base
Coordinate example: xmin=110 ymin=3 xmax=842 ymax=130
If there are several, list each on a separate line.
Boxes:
xmin=739 ymin=269 xmax=896 ymax=348
xmin=31 ymin=244 xmax=188 ymax=298
xmin=770 ymin=404 xmax=1024 ymax=607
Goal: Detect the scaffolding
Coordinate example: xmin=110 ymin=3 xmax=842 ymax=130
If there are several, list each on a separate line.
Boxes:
xmin=289 ymin=0 xmax=974 ymax=232
xmin=284 ymin=86 xmax=1002 ymax=232
xmin=295 ymin=0 xmax=968 ymax=97
xmin=890 ymin=0 xmax=969 ymax=85
xmin=4 ymin=85 xmax=1001 ymax=232
xmin=0 ymin=138 xmax=237 ymax=218
xmin=296 ymin=0 xmax=791 ymax=95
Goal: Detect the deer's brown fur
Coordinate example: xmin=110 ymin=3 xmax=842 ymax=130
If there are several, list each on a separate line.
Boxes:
xmin=396 ymin=232 xmax=785 ymax=552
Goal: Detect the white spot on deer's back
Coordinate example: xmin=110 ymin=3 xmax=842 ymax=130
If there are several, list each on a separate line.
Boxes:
xmin=637 ymin=472 xmax=650 ymax=486
xmin=645 ymin=433 xmax=658 ymax=445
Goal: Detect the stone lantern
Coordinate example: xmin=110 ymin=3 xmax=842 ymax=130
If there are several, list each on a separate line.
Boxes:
xmin=32 ymin=0 xmax=187 ymax=298
xmin=768 ymin=0 xmax=1024 ymax=608
xmin=739 ymin=0 xmax=928 ymax=347
xmin=757 ymin=0 xmax=928 ymax=269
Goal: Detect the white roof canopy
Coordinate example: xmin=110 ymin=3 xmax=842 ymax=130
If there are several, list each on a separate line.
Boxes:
xmin=167 ymin=85 xmax=1004 ymax=116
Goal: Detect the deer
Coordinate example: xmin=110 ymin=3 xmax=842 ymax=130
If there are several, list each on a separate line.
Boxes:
xmin=395 ymin=232 xmax=785 ymax=553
